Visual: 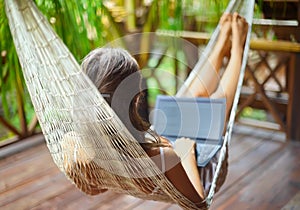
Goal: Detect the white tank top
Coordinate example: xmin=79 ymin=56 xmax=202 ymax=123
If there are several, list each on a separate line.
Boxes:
xmin=159 ymin=147 xmax=166 ymax=173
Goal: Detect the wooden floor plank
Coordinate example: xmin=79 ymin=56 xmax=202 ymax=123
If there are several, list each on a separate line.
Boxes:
xmin=245 ymin=143 xmax=300 ymax=209
xmin=0 ymin=124 xmax=298 ymax=210
xmin=0 ymin=168 xmax=58 ymax=205
xmin=229 ymin=125 xmax=283 ymax=163
xmin=164 ymin=204 xmax=183 ymax=210
xmin=211 ymin=142 xmax=299 ymax=210
xmin=131 ymin=200 xmax=173 ymax=210
xmin=214 ymin=137 xmax=285 ymax=199
xmin=94 ymin=194 xmax=145 ymax=210
xmin=0 ymin=141 xmax=45 ymax=169
xmin=0 ymin=147 xmax=57 ymax=193
xmin=62 ymin=191 xmax=121 ymax=210
xmin=0 ymin=172 xmax=69 ymax=209
xmin=31 ymin=186 xmax=86 ymax=210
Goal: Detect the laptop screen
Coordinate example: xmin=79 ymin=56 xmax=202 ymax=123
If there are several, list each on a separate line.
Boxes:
xmin=152 ymin=95 xmax=226 ymax=141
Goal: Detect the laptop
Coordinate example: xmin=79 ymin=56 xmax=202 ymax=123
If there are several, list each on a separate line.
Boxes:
xmin=152 ymin=95 xmax=226 ymax=167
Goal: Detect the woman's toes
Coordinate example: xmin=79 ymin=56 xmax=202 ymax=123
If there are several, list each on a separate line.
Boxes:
xmin=232 ymin=12 xmax=239 ymax=21
xmin=220 ymin=13 xmax=232 ymax=25
xmin=231 ymin=13 xmax=248 ymax=49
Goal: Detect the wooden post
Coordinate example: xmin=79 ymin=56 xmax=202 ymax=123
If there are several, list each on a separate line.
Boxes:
xmin=287 ymin=52 xmax=300 ymax=141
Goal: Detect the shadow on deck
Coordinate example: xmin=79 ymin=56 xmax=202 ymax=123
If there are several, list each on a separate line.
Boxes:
xmin=0 ymin=124 xmax=300 ymax=210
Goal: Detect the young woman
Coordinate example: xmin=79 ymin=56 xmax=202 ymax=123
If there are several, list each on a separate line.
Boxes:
xmin=66 ymin=12 xmax=248 ymax=206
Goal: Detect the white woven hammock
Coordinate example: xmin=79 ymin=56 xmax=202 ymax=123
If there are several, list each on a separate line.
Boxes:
xmin=5 ymin=0 xmax=254 ymax=209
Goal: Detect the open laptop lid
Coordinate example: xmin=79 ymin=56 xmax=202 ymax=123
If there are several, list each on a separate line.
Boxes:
xmin=152 ymin=95 xmax=226 ymax=142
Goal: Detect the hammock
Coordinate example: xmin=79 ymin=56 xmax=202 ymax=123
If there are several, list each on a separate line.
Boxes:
xmin=4 ymin=0 xmax=254 ymax=209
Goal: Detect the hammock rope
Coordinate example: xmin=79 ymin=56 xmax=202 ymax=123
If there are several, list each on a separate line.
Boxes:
xmin=4 ymin=0 xmax=254 ymax=209
xmin=192 ymin=0 xmax=255 ymax=206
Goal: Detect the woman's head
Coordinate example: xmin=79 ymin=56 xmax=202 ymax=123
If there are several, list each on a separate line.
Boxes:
xmin=81 ymin=48 xmax=139 ymax=99
xmin=81 ymin=48 xmax=150 ymax=140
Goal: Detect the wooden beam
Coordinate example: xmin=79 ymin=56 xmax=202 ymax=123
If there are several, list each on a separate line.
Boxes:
xmin=237 ymin=118 xmax=281 ymax=131
xmin=156 ymin=30 xmax=300 ymax=52
xmin=253 ymin=18 xmax=298 ymax=26
xmin=250 ymin=39 xmax=300 ymax=52
xmin=263 ymin=0 xmax=298 ymax=2
xmin=287 ymin=53 xmax=300 ymax=141
xmin=0 ymin=133 xmax=44 ymax=158
xmin=239 ymin=96 xmax=287 ymax=114
xmin=156 ymin=30 xmax=210 ymax=45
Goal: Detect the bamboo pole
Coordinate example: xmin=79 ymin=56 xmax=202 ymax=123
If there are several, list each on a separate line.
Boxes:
xmin=250 ymin=39 xmax=300 ymax=52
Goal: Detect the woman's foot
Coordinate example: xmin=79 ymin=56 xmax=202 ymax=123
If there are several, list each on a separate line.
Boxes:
xmin=231 ymin=12 xmax=248 ymax=54
xmin=214 ymin=13 xmax=232 ymax=58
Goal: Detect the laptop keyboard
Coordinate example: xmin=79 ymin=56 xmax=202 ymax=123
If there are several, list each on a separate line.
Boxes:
xmin=196 ymin=144 xmax=220 ymax=166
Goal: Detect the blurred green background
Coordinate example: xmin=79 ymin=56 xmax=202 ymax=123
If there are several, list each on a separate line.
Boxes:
xmin=0 ymin=0 xmax=267 ymax=142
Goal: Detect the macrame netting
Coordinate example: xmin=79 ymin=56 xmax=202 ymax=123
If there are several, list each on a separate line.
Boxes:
xmin=5 ymin=0 xmax=254 ymax=209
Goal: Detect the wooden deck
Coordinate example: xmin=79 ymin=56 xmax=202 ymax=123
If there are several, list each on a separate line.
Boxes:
xmin=1 ymin=124 xmax=300 ymax=210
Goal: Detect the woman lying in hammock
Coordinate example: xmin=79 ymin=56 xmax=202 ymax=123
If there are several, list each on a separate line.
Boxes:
xmin=64 ymin=12 xmax=248 ymax=206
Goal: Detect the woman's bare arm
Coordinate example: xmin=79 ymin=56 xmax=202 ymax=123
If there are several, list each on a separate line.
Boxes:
xmin=173 ymin=138 xmax=205 ymax=198
xmin=164 ymin=147 xmax=205 ymax=204
xmin=146 ymin=145 xmax=204 ymax=205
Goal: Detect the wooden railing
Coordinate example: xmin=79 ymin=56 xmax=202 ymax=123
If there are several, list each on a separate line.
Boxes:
xmin=239 ymin=39 xmax=300 ymax=140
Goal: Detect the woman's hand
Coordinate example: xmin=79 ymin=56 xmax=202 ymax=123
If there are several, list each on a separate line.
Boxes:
xmin=159 ymin=136 xmax=173 ymax=147
xmin=173 ymin=137 xmax=196 ymax=160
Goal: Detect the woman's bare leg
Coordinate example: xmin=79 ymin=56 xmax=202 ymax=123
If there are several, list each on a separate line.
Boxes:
xmin=197 ymin=14 xmax=248 ymax=195
xmin=211 ymin=12 xmax=248 ymax=118
xmin=187 ymin=13 xmax=232 ymax=97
